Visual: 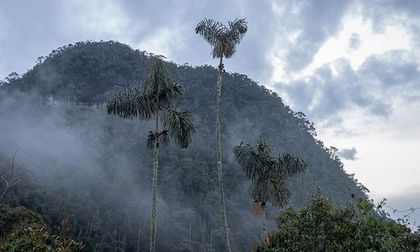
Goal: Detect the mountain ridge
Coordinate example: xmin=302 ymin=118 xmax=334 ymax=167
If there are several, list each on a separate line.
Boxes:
xmin=0 ymin=40 xmax=368 ymax=251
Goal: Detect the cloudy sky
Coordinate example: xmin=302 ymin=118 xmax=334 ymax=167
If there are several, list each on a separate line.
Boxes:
xmin=1 ymin=0 xmax=419 ymax=225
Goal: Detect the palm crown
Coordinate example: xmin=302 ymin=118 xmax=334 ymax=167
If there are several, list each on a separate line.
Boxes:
xmin=195 ymin=18 xmax=248 ymax=59
xmin=107 ymin=59 xmax=194 ymax=148
xmin=233 ymin=140 xmax=306 ymax=208
xmin=195 ymin=18 xmax=247 ymax=252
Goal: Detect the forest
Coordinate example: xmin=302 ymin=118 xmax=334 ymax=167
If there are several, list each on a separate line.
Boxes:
xmin=0 ymin=39 xmax=418 ymax=251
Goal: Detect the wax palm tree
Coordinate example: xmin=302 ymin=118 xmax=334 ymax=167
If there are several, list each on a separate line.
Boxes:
xmin=195 ymin=18 xmax=247 ymax=252
xmin=233 ymin=139 xmax=306 ymax=236
xmin=107 ymin=58 xmax=195 ymax=252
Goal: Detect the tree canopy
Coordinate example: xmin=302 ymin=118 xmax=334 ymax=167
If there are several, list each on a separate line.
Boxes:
xmin=195 ymin=18 xmax=248 ymax=59
xmin=255 ymin=193 xmax=420 ymax=252
xmin=107 ymin=59 xmax=194 ymax=148
xmin=234 ymin=140 xmax=306 ymax=208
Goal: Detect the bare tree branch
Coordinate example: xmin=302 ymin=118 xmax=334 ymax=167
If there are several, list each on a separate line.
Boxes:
xmin=0 ymin=150 xmax=19 ymax=201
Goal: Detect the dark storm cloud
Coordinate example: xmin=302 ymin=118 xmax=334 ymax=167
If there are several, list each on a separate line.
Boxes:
xmin=338 ymin=147 xmax=357 ymax=161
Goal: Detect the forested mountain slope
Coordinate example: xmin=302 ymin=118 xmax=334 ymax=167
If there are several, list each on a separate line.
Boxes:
xmin=0 ymin=41 xmax=367 ymax=251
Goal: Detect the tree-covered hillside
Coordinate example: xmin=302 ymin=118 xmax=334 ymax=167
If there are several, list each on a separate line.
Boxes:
xmin=0 ymin=41 xmax=367 ymax=251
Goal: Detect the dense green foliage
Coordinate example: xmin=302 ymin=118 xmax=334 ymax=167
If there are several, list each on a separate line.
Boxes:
xmin=255 ymin=193 xmax=420 ymax=251
xmin=1 ymin=41 xmax=368 ymax=251
xmin=234 ymin=139 xmax=306 ymax=208
xmin=0 ymin=203 xmax=44 ymax=241
xmin=0 ymin=204 xmax=83 ymax=251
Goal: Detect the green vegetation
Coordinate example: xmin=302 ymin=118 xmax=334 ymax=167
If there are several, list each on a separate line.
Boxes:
xmin=107 ymin=58 xmax=194 ymax=252
xmin=255 ymin=193 xmax=420 ymax=252
xmin=0 ymin=41 xmax=373 ymax=251
xmin=234 ymin=139 xmax=306 ymax=236
xmin=0 ymin=204 xmax=84 ymax=251
xmin=0 ymin=203 xmax=44 ymax=242
xmin=195 ymin=18 xmax=248 ymax=252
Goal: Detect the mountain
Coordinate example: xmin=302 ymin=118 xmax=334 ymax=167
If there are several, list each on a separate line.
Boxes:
xmin=0 ymin=41 xmax=367 ymax=251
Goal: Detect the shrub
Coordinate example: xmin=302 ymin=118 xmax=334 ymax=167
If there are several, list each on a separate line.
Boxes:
xmin=255 ymin=193 xmax=420 ymax=252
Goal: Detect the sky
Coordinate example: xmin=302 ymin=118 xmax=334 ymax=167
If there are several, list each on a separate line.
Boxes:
xmin=0 ymin=0 xmax=419 ymax=226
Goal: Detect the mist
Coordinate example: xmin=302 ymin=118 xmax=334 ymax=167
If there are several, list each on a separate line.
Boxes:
xmin=0 ymin=89 xmax=265 ymax=251
xmin=1 ymin=38 xmax=414 ymax=250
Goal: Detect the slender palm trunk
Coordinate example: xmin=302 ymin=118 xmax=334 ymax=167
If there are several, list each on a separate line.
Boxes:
xmin=216 ymin=56 xmax=232 ymax=252
xmin=150 ymin=113 xmax=159 ymax=252
xmin=262 ymin=208 xmax=266 ymax=238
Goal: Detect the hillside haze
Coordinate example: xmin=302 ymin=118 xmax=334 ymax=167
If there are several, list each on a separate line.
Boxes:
xmin=0 ymin=41 xmax=367 ymax=251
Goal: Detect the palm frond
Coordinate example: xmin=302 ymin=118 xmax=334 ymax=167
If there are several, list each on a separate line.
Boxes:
xmin=220 ymin=41 xmax=236 ymax=58
xmin=162 ymin=108 xmax=195 ymax=148
xmin=211 ymin=40 xmax=237 ymax=58
xmin=221 ymin=18 xmax=248 ymax=58
xmin=227 ymin=18 xmax=248 ymax=45
xmin=144 ymin=59 xmax=172 ymax=96
xmin=158 ymin=83 xmax=183 ymax=108
xmin=233 ymin=144 xmax=266 ymax=180
xmin=196 ymin=18 xmax=248 ymax=59
xmin=212 ymin=43 xmax=225 ymax=59
xmin=268 ymin=177 xmax=291 ymax=208
xmin=256 ymin=139 xmax=272 ymax=157
xmin=195 ymin=18 xmax=226 ymax=47
xmin=278 ymin=154 xmax=307 ymax=176
xmin=253 ymin=174 xmax=290 ymax=208
xmin=234 ymin=139 xmax=305 ymax=208
xmin=107 ymin=87 xmax=156 ymax=119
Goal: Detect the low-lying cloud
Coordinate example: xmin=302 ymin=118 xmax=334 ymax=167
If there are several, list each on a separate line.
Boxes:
xmin=338 ymin=147 xmax=357 ymax=161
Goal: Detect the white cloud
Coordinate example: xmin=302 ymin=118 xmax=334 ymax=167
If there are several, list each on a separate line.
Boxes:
xmin=338 ymin=147 xmax=357 ymax=160
xmin=273 ymin=3 xmax=412 ymax=82
xmin=61 ymin=0 xmax=139 ymax=42
xmin=309 ymin=15 xmax=410 ymax=72
xmin=319 ymin=115 xmax=420 ymax=195
xmin=316 ymin=85 xmax=420 ymax=204
xmin=383 ymin=187 xmax=420 ymax=229
xmin=135 ymin=28 xmax=185 ymax=60
xmin=269 ymin=1 xmax=420 ymax=209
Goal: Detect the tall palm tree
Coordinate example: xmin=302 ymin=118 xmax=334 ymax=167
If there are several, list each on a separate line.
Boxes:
xmin=195 ymin=18 xmax=247 ymax=252
xmin=107 ymin=58 xmax=195 ymax=252
xmin=233 ymin=139 xmax=306 ymax=236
